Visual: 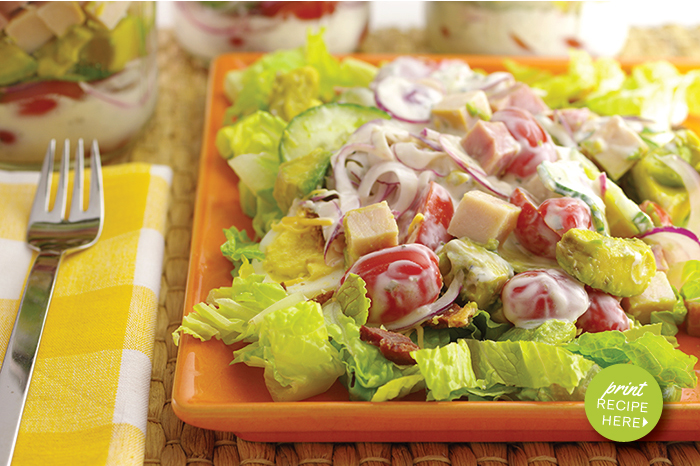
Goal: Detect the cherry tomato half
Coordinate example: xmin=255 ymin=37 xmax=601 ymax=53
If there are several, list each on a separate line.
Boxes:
xmin=343 ymin=243 xmax=443 ymax=325
xmin=576 ymin=287 xmax=630 ymax=333
xmin=510 ymin=188 xmax=561 ymax=259
xmin=256 ymin=2 xmax=338 ymax=19
xmin=501 ymin=269 xmax=589 ymax=328
xmin=510 ymin=189 xmax=592 ymax=259
xmin=491 ymin=107 xmax=557 ymax=178
xmin=404 ymin=181 xmax=454 ymax=251
xmin=538 ymin=197 xmax=592 ymax=235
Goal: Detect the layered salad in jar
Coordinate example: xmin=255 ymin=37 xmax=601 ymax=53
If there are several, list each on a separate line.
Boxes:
xmin=173 ymin=1 xmax=369 ymax=61
xmin=0 ymin=1 xmax=157 ymax=168
xmin=426 ymin=1 xmax=629 ymax=57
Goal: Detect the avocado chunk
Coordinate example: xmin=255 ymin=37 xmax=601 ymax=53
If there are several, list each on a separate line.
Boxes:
xmin=0 ymin=42 xmax=38 ymax=86
xmin=273 ymin=148 xmax=331 ymax=213
xmin=439 ymin=237 xmax=514 ymax=310
xmin=556 ymin=228 xmax=656 ymax=297
xmin=35 ymin=25 xmax=93 ymax=79
xmin=628 ymin=151 xmax=689 ymax=226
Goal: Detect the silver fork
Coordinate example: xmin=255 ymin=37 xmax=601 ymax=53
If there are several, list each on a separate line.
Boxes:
xmin=0 ymin=139 xmax=104 ymax=466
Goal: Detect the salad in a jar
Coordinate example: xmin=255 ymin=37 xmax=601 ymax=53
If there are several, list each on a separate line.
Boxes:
xmin=173 ymin=32 xmax=700 ymax=404
xmin=0 ymin=1 xmax=157 ymax=168
xmin=173 ymin=1 xmax=369 ymax=61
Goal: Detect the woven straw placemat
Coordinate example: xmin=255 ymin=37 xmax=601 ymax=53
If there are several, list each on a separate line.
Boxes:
xmin=115 ymin=28 xmax=700 ymax=466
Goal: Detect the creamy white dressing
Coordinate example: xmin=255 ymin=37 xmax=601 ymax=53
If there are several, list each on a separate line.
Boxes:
xmin=502 ymin=269 xmax=589 ymax=329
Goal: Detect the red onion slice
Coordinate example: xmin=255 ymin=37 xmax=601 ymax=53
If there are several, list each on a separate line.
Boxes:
xmin=638 ymin=226 xmax=700 ymax=265
xmin=660 ymin=154 xmax=700 ymax=236
xmin=374 ymin=76 xmax=444 ymax=124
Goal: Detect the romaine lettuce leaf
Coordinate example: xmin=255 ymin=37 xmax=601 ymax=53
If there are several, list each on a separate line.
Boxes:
xmin=232 ymin=300 xmax=344 ymax=402
xmin=566 ymin=329 xmax=698 ymax=399
xmin=220 ymin=226 xmax=264 ymax=275
xmin=412 ymin=339 xmax=594 ymax=401
xmin=466 ymin=339 xmax=595 ymax=394
xmin=506 ymin=49 xmax=700 ymax=128
xmin=171 ymin=261 xmax=288 ymax=346
xmin=412 ymin=341 xmax=480 ymax=401
xmin=323 ymin=300 xmax=420 ymax=401
xmin=334 ymin=273 xmax=370 ymax=325
xmin=499 ymin=319 xmax=577 ymax=345
xmin=216 ymin=110 xmax=287 ymax=160
xmin=229 ymin=48 xmax=306 ymax=117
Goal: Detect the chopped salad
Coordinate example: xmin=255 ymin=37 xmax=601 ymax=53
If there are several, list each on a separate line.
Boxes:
xmin=174 ymin=32 xmax=700 ymax=403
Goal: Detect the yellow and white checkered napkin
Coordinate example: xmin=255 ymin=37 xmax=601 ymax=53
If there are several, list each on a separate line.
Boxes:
xmin=0 ymin=162 xmax=172 ymax=466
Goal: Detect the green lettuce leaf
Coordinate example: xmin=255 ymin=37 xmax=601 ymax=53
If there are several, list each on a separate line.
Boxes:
xmin=499 ymin=319 xmax=577 ymax=345
xmin=649 ymin=291 xmax=688 ymax=337
xmin=466 ymin=339 xmax=595 ymax=394
xmin=370 ymin=368 xmax=425 ymax=402
xmin=171 ymin=261 xmax=288 ymax=346
xmin=323 ymin=301 xmax=419 ymax=401
xmin=334 ymin=273 xmax=370 ymax=325
xmin=412 ymin=341 xmax=480 ymax=401
xmin=463 ymin=309 xmax=512 ymax=341
xmin=232 ymin=299 xmax=344 ymax=402
xmin=229 ymin=48 xmax=306 ymax=117
xmin=220 ymin=226 xmax=264 ymax=275
xmin=506 ymin=49 xmax=700 ymax=128
xmin=412 ymin=339 xmax=594 ymax=401
xmin=217 ymin=110 xmax=286 ymax=161
xmin=566 ymin=330 xmax=698 ymax=398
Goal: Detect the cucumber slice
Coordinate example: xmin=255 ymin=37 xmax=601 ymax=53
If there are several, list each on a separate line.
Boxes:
xmin=278 ymin=103 xmax=390 ymax=162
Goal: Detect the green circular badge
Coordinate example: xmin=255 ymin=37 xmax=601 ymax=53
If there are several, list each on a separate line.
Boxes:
xmin=584 ymin=364 xmax=663 ymax=442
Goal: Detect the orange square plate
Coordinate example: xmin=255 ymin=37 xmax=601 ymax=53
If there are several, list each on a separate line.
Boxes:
xmin=172 ymin=53 xmax=700 ymax=443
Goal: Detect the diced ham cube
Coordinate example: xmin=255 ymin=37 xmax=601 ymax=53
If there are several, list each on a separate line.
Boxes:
xmin=4 ymin=6 xmax=54 ymax=53
xmin=581 ymin=115 xmax=646 ymax=180
xmin=488 ymin=82 xmax=549 ymax=115
xmin=447 ymin=190 xmax=521 ymax=244
xmin=343 ymin=201 xmax=399 ymax=264
xmin=431 ymin=90 xmax=491 ymax=132
xmin=555 ymin=107 xmax=595 ymax=134
xmin=37 ymin=1 xmax=86 ymax=37
xmin=461 ymin=120 xmax=520 ymax=176
xmin=84 ymin=1 xmax=130 ymax=30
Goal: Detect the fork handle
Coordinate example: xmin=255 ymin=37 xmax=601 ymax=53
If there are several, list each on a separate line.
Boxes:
xmin=0 ymin=250 xmax=63 ymax=466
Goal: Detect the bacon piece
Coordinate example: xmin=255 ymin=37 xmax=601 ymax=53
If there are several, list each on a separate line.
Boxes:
xmin=311 ymin=290 xmax=335 ymax=305
xmin=424 ymin=303 xmax=477 ymax=329
xmin=359 ymin=326 xmax=419 ymax=366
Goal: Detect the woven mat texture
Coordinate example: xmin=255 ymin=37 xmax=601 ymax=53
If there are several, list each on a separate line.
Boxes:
xmin=115 ymin=27 xmax=700 ymax=466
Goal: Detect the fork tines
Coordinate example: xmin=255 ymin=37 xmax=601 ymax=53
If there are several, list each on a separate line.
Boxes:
xmin=32 ymin=139 xmax=104 ymax=223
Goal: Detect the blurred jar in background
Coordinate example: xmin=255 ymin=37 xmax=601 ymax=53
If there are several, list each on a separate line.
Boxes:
xmin=426 ymin=1 xmax=629 ymax=56
xmin=172 ymin=2 xmax=370 ymax=61
xmin=0 ymin=1 xmax=158 ymax=169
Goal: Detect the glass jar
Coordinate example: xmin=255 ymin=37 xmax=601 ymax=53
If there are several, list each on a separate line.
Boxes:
xmin=0 ymin=1 xmax=158 ymax=169
xmin=172 ymin=1 xmax=370 ymax=62
xmin=426 ymin=1 xmax=630 ymax=57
